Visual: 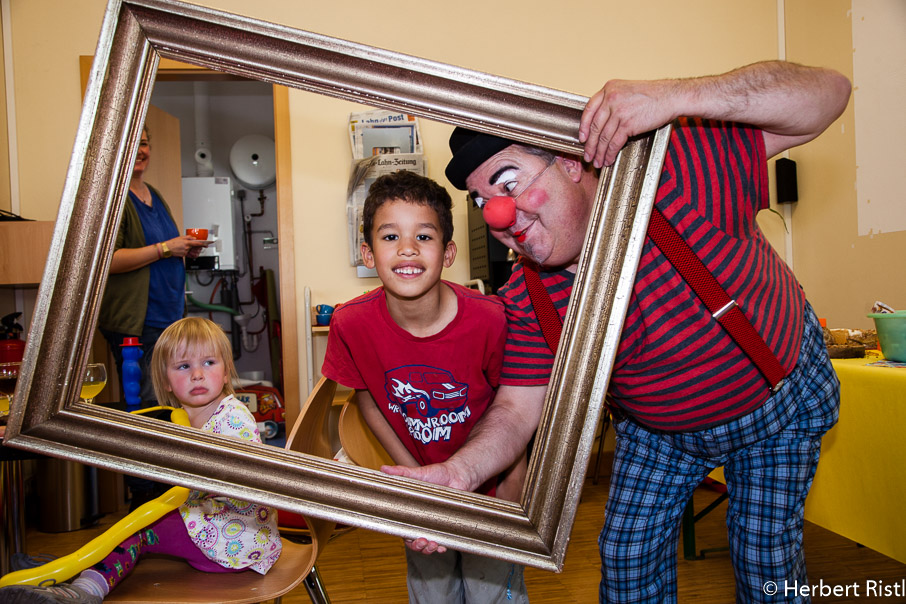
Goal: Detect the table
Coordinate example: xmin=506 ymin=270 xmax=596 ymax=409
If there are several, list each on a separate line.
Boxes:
xmin=804 ymin=358 xmax=906 ymax=564
xmin=1 ymin=438 xmax=40 ymax=576
xmin=684 ymin=356 xmax=906 ymax=562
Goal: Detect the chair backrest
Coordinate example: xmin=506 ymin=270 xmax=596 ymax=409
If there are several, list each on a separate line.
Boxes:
xmin=278 ymin=377 xmax=340 ymax=540
xmin=284 ymin=376 xmax=337 ymax=460
xmin=338 ymin=399 xmax=394 ymax=470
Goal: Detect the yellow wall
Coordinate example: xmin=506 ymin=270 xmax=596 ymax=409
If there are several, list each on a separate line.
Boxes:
xmin=0 ymin=3 xmax=10 ymax=213
xmin=7 ymin=0 xmax=887 ymax=387
xmin=182 ymin=0 xmax=778 ymax=321
xmin=8 ymin=1 xmax=98 ymax=219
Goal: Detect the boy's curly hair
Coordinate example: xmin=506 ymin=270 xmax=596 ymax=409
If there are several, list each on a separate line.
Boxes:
xmin=362 ymin=170 xmax=453 ymax=247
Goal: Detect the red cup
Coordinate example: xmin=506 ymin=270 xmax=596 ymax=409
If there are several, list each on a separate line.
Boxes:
xmin=186 ymin=228 xmax=208 ymax=241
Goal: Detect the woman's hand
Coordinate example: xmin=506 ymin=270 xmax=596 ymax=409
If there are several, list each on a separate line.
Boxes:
xmin=110 ymin=236 xmax=209 ymax=273
xmin=166 ymin=236 xmax=209 ymax=259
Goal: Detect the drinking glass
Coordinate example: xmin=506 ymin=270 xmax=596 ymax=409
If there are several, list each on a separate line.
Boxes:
xmin=0 ymin=361 xmax=20 ymax=417
xmin=81 ymin=363 xmax=107 ymax=404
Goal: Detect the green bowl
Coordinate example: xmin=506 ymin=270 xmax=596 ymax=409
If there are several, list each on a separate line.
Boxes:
xmin=867 ymin=311 xmax=906 ymax=363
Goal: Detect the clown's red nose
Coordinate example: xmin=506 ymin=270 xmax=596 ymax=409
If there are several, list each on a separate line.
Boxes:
xmin=483 ymin=196 xmax=517 ymax=230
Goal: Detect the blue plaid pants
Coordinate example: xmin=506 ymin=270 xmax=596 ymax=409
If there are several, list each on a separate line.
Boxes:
xmin=599 ymin=304 xmax=840 ymax=603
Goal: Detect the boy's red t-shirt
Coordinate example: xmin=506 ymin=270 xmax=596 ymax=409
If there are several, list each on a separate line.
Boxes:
xmin=322 ymin=281 xmax=507 ymax=495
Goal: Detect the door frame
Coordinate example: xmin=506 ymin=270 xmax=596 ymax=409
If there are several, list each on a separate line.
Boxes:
xmin=79 ymin=56 xmax=300 ymax=421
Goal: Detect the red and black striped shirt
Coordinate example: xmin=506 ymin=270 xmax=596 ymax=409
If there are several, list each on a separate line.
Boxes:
xmin=498 ymin=118 xmax=804 ymax=431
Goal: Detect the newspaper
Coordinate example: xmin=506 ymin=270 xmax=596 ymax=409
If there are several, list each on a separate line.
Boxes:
xmin=346 ymin=153 xmax=427 ymax=266
xmin=346 ymin=109 xmax=426 ymax=267
xmin=348 ymin=109 xmax=422 ymax=159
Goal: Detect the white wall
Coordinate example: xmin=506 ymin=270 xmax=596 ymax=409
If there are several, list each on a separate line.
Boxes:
xmin=151 ymin=80 xmax=280 ymax=380
xmin=851 ymin=0 xmax=906 ymax=237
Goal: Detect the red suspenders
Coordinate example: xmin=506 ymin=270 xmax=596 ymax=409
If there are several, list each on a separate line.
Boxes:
xmin=522 ymin=208 xmax=786 ymax=391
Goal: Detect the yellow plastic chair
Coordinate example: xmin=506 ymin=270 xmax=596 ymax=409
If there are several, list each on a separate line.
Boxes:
xmin=0 ymin=408 xmax=193 ymax=590
xmin=1 ymin=399 xmax=337 ymax=604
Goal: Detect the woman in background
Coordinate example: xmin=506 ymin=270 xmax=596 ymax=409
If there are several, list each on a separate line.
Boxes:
xmin=97 ymin=125 xmax=207 ymax=508
xmin=98 ymin=125 xmax=207 ymax=406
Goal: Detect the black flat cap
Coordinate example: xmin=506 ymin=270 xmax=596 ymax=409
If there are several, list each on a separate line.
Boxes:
xmin=445 ymin=127 xmax=516 ymax=190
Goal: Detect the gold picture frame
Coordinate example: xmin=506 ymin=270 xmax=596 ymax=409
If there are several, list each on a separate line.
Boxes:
xmin=4 ymin=0 xmax=669 ymax=570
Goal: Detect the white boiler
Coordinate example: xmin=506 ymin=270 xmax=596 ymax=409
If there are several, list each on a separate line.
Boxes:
xmin=182 ymin=176 xmax=240 ymax=271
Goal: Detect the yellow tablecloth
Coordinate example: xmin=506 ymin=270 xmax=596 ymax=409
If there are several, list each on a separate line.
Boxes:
xmin=803 ymin=358 xmax=906 ymax=564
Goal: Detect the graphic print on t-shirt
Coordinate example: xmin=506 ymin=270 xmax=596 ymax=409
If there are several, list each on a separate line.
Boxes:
xmin=384 ymin=365 xmax=472 ymax=444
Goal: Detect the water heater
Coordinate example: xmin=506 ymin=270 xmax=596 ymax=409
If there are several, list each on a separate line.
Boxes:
xmin=182 ymin=176 xmax=240 ymax=271
xmin=229 ymin=134 xmax=276 ymax=190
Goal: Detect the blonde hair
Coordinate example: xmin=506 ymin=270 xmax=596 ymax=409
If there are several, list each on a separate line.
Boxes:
xmin=151 ymin=317 xmax=237 ymax=407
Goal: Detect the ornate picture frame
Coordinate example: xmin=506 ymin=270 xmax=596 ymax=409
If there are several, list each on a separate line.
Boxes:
xmin=4 ymin=0 xmax=669 ymax=570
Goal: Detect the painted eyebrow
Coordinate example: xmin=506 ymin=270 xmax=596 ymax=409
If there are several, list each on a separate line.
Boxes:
xmin=489 ymin=164 xmax=518 ymax=186
xmin=469 ymin=165 xmax=519 ymax=199
xmin=469 ymin=164 xmax=520 ymax=201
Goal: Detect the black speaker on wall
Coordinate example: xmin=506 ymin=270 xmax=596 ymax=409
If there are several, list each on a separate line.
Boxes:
xmin=776 ymin=157 xmax=798 ymax=204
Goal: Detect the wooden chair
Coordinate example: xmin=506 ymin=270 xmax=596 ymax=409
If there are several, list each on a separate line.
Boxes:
xmin=337 ymin=399 xmax=394 ymax=470
xmin=100 ymin=382 xmax=340 ymax=603
xmin=102 ymin=534 xmax=328 ymax=604
xmin=278 ymin=380 xmax=357 ymax=543
xmin=278 ymin=385 xmax=392 ymax=548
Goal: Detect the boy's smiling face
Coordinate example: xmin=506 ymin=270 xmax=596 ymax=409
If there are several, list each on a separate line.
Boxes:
xmin=361 ymin=199 xmax=456 ymax=302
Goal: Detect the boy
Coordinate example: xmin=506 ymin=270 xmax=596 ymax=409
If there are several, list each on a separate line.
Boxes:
xmin=322 ymin=170 xmax=528 ymax=603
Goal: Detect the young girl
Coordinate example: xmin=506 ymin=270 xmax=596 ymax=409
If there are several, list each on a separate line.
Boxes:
xmin=2 ymin=317 xmax=282 ymax=603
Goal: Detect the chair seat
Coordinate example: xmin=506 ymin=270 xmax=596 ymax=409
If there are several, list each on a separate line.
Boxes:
xmin=103 ymin=537 xmax=313 ymax=604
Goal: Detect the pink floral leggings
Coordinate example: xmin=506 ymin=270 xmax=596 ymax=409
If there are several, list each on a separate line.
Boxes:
xmin=90 ymin=509 xmax=241 ymax=590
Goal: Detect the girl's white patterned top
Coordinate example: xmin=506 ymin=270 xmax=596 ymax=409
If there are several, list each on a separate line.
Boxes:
xmin=179 ymin=395 xmax=283 ymax=574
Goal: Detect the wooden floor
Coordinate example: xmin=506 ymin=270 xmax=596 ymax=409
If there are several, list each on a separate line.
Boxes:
xmin=20 ymin=458 xmax=906 ymax=603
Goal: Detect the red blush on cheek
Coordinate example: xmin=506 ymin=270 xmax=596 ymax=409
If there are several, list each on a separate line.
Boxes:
xmin=519 ymin=187 xmax=549 ymax=212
